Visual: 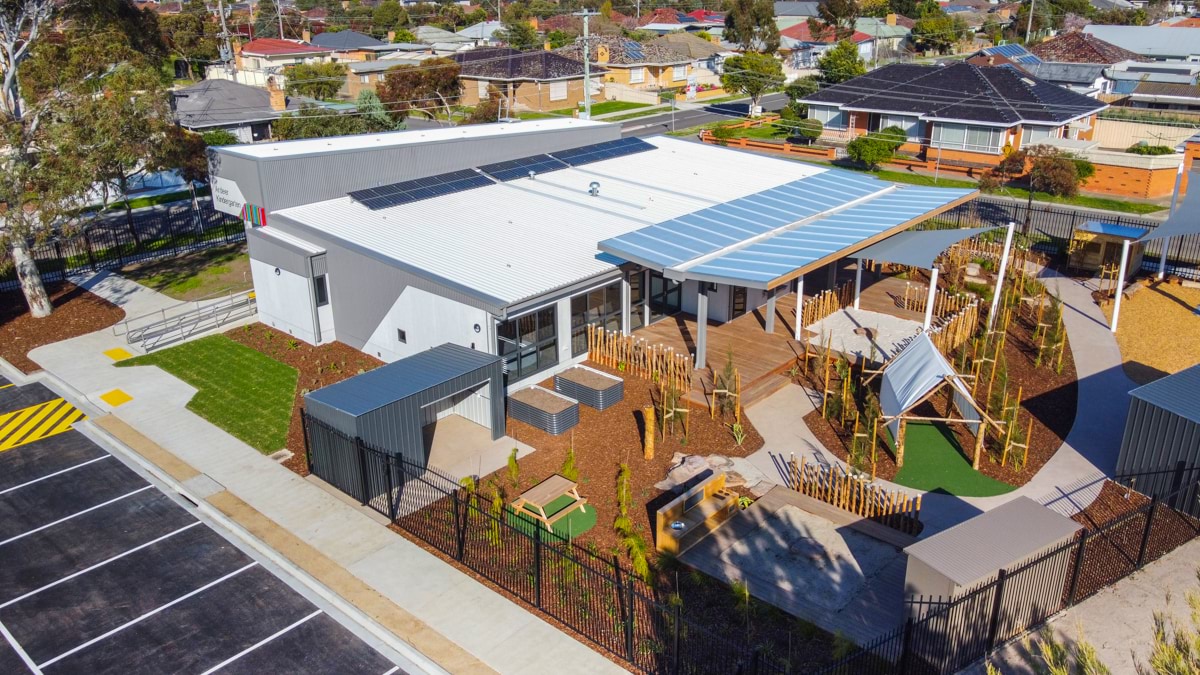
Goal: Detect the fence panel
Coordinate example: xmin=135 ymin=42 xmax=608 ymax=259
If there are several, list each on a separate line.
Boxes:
xmin=459 ymin=502 xmax=538 ymax=607
xmin=1072 ymin=507 xmax=1149 ymax=602
xmin=539 ymin=543 xmax=630 ymax=661
xmin=304 ymin=416 xmax=366 ymax=502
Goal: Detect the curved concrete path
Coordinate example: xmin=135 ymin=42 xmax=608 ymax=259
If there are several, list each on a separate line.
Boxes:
xmin=745 ymin=266 xmax=1136 ymax=537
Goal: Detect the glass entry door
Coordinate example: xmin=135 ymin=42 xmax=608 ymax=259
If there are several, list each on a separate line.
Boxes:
xmin=729 ymin=286 xmax=747 ymax=319
xmin=648 ymin=271 xmax=681 ymax=323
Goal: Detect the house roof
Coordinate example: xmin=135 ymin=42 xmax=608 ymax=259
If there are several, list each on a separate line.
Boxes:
xmin=1129 ymin=364 xmax=1200 ymax=425
xmin=173 ymin=78 xmax=301 ymax=129
xmin=1090 ymin=0 xmax=1134 ymax=10
xmin=648 ymin=32 xmax=727 ymax=60
xmin=456 ymin=20 xmax=504 ymax=40
xmin=799 ymin=62 xmax=1107 ymax=126
xmin=1024 ymin=62 xmax=1108 ymax=86
xmin=773 ymin=1 xmax=822 ymax=16
xmin=976 ymin=43 xmax=1043 ymax=66
xmin=1030 ymin=31 xmax=1147 ymax=65
xmin=452 ymin=47 xmax=601 ymax=82
xmin=1082 ymin=26 xmax=1200 ymax=59
xmin=855 ymin=17 xmax=911 ymax=39
xmin=240 ymin=38 xmax=333 ymax=56
xmin=555 ymin=36 xmax=689 ymax=66
xmin=1167 ymin=17 xmax=1200 ymax=27
xmin=310 ymin=30 xmax=384 ymax=50
xmin=780 ymin=22 xmax=874 ymax=44
xmin=1131 ymin=81 xmax=1200 ymax=101
xmin=414 ymin=25 xmax=470 ymax=44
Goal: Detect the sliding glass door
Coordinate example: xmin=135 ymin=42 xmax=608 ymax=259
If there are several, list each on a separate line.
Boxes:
xmin=648 ymin=271 xmax=681 ymax=324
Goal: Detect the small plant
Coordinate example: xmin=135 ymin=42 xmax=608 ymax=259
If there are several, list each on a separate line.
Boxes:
xmin=787 ymin=363 xmax=800 ymax=379
xmin=617 ymin=361 xmax=627 ymax=372
xmin=728 ymin=422 xmax=747 ymax=446
xmin=286 ymin=339 xmax=300 ymax=351
xmin=737 ymin=496 xmax=753 ymax=509
xmin=459 ymin=475 xmax=479 ymax=509
xmin=507 ymin=447 xmax=520 ymax=489
xmin=730 ymin=579 xmax=751 ymax=609
xmin=263 ymin=329 xmax=275 ymax=341
xmin=560 ymin=444 xmax=579 ymax=482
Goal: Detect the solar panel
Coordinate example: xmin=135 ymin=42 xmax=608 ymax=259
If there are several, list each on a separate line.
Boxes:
xmin=348 ymin=169 xmax=493 ymax=209
xmin=552 ymin=137 xmax=654 ymax=167
xmin=624 ymin=39 xmax=644 ymax=61
xmin=478 ymin=154 xmax=569 ymax=182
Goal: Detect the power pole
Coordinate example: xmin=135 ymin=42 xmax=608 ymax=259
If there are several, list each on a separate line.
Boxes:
xmin=278 ymin=1 xmax=286 ymax=40
xmin=217 ymin=0 xmax=234 ymax=74
xmin=1025 ymin=0 xmax=1036 ymax=44
xmin=574 ymin=10 xmax=597 ymax=120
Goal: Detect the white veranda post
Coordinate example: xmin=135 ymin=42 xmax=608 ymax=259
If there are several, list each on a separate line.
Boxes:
xmin=853 ymin=262 xmax=863 ymax=310
xmin=988 ymin=222 xmax=1016 ymax=330
xmin=923 ymin=267 xmax=939 ymax=331
xmin=1159 ymin=163 xmax=1185 ymax=280
xmin=794 ymin=275 xmax=805 ymax=340
xmin=695 ymin=288 xmax=709 ymax=369
xmin=1111 ymin=238 xmax=1131 ymax=333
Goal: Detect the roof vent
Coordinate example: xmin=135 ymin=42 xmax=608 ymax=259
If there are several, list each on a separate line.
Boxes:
xmin=589 ymin=181 xmax=600 ymax=197
xmin=528 ymin=170 xmax=536 ymax=180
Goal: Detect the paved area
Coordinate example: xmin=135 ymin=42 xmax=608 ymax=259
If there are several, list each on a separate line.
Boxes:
xmin=0 ymin=377 xmax=405 ymax=675
xmin=25 ymin=272 xmax=628 ymax=675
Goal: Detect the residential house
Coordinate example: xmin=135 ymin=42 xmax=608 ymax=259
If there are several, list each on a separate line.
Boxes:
xmin=173 ymin=78 xmax=302 ymax=143
xmin=452 ymin=48 xmax=605 ymax=113
xmin=207 ymin=38 xmax=334 ymax=88
xmin=855 ymin=15 xmax=912 ymax=61
xmin=1089 ymin=0 xmax=1135 ymax=9
xmin=414 ymin=25 xmax=474 ymax=49
xmin=648 ymin=32 xmax=731 ymax=81
xmin=798 ymin=63 xmax=1106 ymax=165
xmin=773 ymin=1 xmax=822 ymax=18
xmin=311 ymin=29 xmax=385 ymax=51
xmin=1082 ymin=26 xmax=1200 ymax=61
xmin=1106 ymin=62 xmax=1200 ymax=112
xmin=1030 ymin=31 xmax=1147 ymax=65
xmin=556 ymin=37 xmax=690 ymax=96
xmin=779 ymin=22 xmax=875 ymax=69
xmin=457 ymin=21 xmax=505 ymax=46
xmin=966 ymin=44 xmax=1109 ymax=96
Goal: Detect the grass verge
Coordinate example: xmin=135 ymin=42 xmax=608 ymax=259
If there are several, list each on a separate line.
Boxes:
xmin=117 ymin=335 xmax=298 ymax=454
xmin=551 ymin=100 xmax=651 ymax=116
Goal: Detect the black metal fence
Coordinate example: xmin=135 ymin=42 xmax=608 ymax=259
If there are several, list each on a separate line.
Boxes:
xmin=302 ymin=410 xmax=793 ymax=675
xmin=937 ymin=196 xmax=1200 ymax=280
xmin=0 ymin=201 xmax=245 ymax=292
xmin=817 ymin=463 xmax=1200 ymax=675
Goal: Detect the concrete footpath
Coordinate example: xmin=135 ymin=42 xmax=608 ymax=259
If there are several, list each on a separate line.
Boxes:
xmin=26 ymin=272 xmax=628 ymax=675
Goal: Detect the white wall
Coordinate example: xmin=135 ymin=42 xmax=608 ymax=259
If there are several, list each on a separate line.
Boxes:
xmin=363 ymin=286 xmax=490 ymax=363
xmin=419 ymin=381 xmax=492 ymax=428
xmin=250 ymin=258 xmax=318 ymax=343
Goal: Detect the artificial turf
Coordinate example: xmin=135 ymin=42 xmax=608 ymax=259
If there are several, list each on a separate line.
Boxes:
xmin=117 ymin=335 xmax=298 ymax=454
xmin=505 ymin=493 xmax=597 ymax=543
xmin=889 ymin=422 xmax=1016 ymax=497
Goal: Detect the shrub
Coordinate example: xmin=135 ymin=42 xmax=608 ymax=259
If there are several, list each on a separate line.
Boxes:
xmin=846 ymin=134 xmax=897 ymax=168
xmin=877 ymin=125 xmax=907 ymax=150
xmin=795 ymin=117 xmax=823 ymax=143
xmin=507 ymin=447 xmax=520 ymax=488
xmin=710 ymin=124 xmax=738 ymax=141
xmin=560 ymin=445 xmax=579 ymax=482
xmin=1126 ymin=143 xmax=1175 ymax=155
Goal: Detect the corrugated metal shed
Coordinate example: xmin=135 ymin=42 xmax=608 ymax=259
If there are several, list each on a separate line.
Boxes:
xmin=1118 ymin=365 xmax=1200 ymax=501
xmin=1128 ymin=363 xmax=1200 ymax=425
xmin=905 ymin=497 xmax=1082 ymax=588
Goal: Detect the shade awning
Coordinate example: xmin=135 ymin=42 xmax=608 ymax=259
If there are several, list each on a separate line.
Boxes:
xmin=880 ymin=333 xmax=977 ymax=438
xmin=597 ymin=168 xmax=976 ymax=290
xmin=852 ymin=226 xmax=998 ymax=269
xmin=1139 ymin=169 xmax=1200 ymax=243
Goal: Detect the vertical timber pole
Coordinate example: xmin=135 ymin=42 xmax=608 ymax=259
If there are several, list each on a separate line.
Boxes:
xmin=988 ymin=222 xmax=1015 ymax=330
xmin=574 ymin=11 xmax=596 ymax=119
xmin=1158 ymin=163 xmax=1184 ymax=280
xmin=923 ymin=267 xmax=939 ymax=331
xmin=1111 ymin=238 xmax=1131 ymax=333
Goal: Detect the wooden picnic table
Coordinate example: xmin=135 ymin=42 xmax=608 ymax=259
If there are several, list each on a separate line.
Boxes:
xmin=511 ymin=474 xmax=587 ymax=533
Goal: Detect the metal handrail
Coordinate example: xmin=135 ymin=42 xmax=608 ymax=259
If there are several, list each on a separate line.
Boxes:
xmin=126 ymin=290 xmax=256 ymax=350
xmin=113 ymin=287 xmax=249 ymax=337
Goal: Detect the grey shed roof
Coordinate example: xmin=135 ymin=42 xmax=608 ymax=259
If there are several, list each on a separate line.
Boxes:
xmin=905 ymin=497 xmax=1082 ymax=587
xmin=305 ymin=343 xmax=502 ymax=416
xmin=1129 ymin=364 xmax=1200 ymax=425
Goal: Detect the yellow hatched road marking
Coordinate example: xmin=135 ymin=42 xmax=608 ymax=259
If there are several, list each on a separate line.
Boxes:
xmin=0 ymin=399 xmax=88 ymax=452
xmin=26 ymin=402 xmax=76 ymax=443
xmin=0 ymin=404 xmax=42 ymax=440
xmin=47 ymin=410 xmax=87 ymax=437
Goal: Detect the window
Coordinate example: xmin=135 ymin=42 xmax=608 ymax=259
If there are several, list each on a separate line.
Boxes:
xmin=1023 ymin=125 xmax=1057 ymax=145
xmin=875 ymin=113 xmax=922 ymax=141
xmin=810 ymin=105 xmax=846 ymax=129
xmin=478 ymin=80 xmax=489 ymax=98
xmin=377 ymin=73 xmax=385 ymax=82
xmin=629 ymin=67 xmax=645 ymax=84
xmin=360 ymin=75 xmax=369 ymax=84
xmin=497 ymin=306 xmax=558 ymax=381
xmin=313 ymin=275 xmax=329 ymax=307
xmin=628 ymin=271 xmax=644 ymax=331
xmin=397 ymin=328 xmax=407 ymax=343
xmin=931 ymin=122 xmax=1004 ymax=154
xmin=672 ymin=65 xmax=687 ymax=81
xmin=549 ymin=80 xmax=568 ymax=101
xmin=571 ymin=281 xmax=622 ymax=356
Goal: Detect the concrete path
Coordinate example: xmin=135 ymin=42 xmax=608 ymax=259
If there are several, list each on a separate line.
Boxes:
xmin=744 ymin=265 xmax=1136 ymax=537
xmin=28 ymin=273 xmax=629 ymax=675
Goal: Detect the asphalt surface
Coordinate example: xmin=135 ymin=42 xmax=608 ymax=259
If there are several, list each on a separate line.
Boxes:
xmin=0 ymin=377 xmax=406 ymax=675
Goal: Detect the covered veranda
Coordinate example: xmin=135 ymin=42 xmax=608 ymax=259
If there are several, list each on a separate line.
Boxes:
xmin=598 ymin=168 xmax=981 ymax=406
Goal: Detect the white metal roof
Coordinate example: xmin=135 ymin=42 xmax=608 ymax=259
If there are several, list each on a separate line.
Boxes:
xmin=219 ymin=118 xmax=608 ymax=160
xmin=272 ymin=136 xmax=826 ymax=308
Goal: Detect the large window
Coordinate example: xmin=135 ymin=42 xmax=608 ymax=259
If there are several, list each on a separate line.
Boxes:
xmin=629 ymin=67 xmax=645 ymax=84
xmin=931 ymin=122 xmax=1005 ymax=154
xmin=672 ymin=65 xmax=687 ymax=81
xmin=497 ymin=307 xmax=558 ymax=381
xmin=809 ymin=105 xmax=846 ymax=129
xmin=571 ymin=281 xmax=621 ymax=356
xmin=549 ymin=81 xmax=568 ymax=101
xmin=1023 ymin=125 xmax=1058 ymax=145
xmin=874 ymin=113 xmax=922 ymax=141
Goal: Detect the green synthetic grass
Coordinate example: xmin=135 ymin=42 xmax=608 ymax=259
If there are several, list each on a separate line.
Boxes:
xmin=117 ymin=335 xmax=298 ymax=454
xmin=888 ymin=422 xmax=1016 ymax=497
xmin=506 ymin=493 xmax=597 ymax=542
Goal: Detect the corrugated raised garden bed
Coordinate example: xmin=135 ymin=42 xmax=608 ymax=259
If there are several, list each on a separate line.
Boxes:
xmin=554 ymin=365 xmax=624 ymax=410
xmin=508 ymin=385 xmax=579 ymax=436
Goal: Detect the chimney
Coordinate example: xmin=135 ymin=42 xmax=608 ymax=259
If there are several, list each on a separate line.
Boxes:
xmin=233 ymin=40 xmax=244 ymax=70
xmin=544 ymin=41 xmax=551 ymax=51
xmin=529 ymin=17 xmax=539 ymax=31
xmin=886 ymin=13 xmax=896 ymax=25
xmin=302 ymin=28 xmax=311 ymax=43
xmin=988 ymin=56 xmax=994 ymax=65
xmin=597 ymin=44 xmax=610 ymax=64
xmin=267 ymin=77 xmax=286 ymax=111
xmin=387 ymin=30 xmax=396 ymax=43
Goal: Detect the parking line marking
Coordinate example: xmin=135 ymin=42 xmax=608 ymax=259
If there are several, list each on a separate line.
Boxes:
xmin=0 ymin=486 xmax=154 ymax=548
xmin=0 ymin=456 xmax=111 ymax=496
xmin=197 ymin=610 xmax=322 ymax=675
xmin=0 ymin=619 xmax=43 ymax=674
xmin=38 ymin=562 xmax=259 ymax=669
xmin=0 ymin=399 xmax=87 ymax=453
xmin=0 ymin=383 xmax=13 ymax=390
xmin=382 ymin=666 xmax=400 ymax=675
xmin=0 ymin=522 xmax=204 ymax=610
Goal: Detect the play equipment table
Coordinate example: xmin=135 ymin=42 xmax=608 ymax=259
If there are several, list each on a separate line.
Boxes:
xmin=511 ymin=474 xmax=588 ymax=533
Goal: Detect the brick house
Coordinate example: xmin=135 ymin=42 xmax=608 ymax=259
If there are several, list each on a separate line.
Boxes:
xmin=555 ymin=36 xmax=690 ymax=92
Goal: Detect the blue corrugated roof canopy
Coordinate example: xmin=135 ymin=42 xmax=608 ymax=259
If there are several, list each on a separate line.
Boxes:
xmin=1079 ymin=221 xmax=1148 ymax=240
xmin=597 ymin=168 xmax=976 ymax=289
xmin=306 ymin=343 xmax=501 ymax=416
xmin=852 ymin=226 xmax=998 ymax=269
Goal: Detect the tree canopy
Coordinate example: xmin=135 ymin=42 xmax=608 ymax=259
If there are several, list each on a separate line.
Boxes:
xmin=496 ymin=19 xmax=541 ymax=50
xmin=377 ymin=57 xmax=462 ymax=121
xmin=807 ymin=0 xmax=860 ymax=43
xmin=720 ymin=52 xmax=784 ymax=113
xmin=285 ymin=62 xmax=348 ymax=100
xmin=724 ymin=0 xmax=780 ymax=54
xmin=911 ymin=1 xmax=970 ymax=53
xmin=818 ymin=39 xmax=866 ymax=83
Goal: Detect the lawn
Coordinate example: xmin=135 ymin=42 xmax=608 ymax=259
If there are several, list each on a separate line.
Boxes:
xmin=550 ymin=100 xmax=651 ymax=117
xmin=889 ymin=422 xmax=1016 ymax=497
xmin=506 ymin=493 xmax=597 ymax=542
xmin=120 ymin=243 xmax=251 ymax=301
xmin=604 ymin=108 xmax=668 ymax=122
xmin=117 ymin=335 xmax=298 ymax=454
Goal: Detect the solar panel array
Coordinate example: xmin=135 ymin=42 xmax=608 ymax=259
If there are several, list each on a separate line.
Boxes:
xmin=552 ymin=137 xmax=654 ymax=167
xmin=624 ymin=39 xmax=645 ymax=61
xmin=348 ymin=169 xmax=494 ymax=209
xmin=478 ymin=155 xmax=569 ymax=182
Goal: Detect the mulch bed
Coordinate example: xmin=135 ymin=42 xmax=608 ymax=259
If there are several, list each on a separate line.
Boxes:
xmin=224 ymin=323 xmax=382 ymax=475
xmin=557 ymin=365 xmax=620 ymax=389
xmin=801 ymin=293 xmax=1078 ymax=487
xmin=510 ymin=385 xmax=575 ymax=414
xmin=0 ymin=282 xmax=126 ymax=373
xmin=487 ymin=360 xmax=764 ymax=559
